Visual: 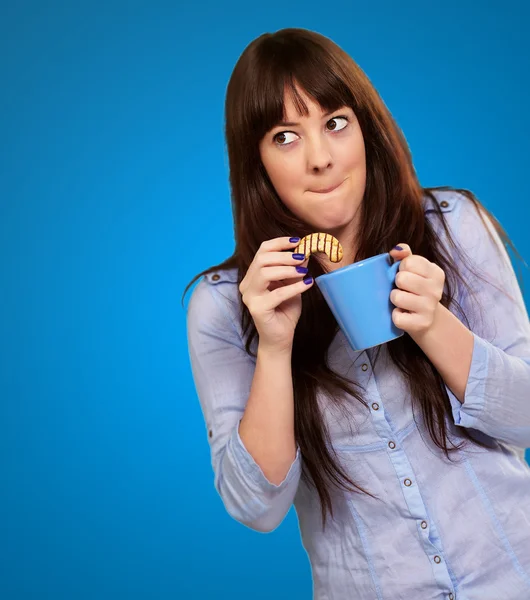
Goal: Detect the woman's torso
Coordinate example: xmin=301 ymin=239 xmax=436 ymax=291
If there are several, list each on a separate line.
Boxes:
xmin=197 ymin=190 xmax=530 ymax=599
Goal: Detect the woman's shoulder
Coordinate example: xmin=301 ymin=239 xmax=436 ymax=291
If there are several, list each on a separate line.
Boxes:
xmin=423 ymin=188 xmax=509 ymax=285
xmin=186 ymin=267 xmax=242 ymax=338
xmin=201 ymin=267 xmax=239 ymax=287
xmin=423 ymin=187 xmax=464 ymax=218
xmin=423 ymin=187 xmax=490 ymax=242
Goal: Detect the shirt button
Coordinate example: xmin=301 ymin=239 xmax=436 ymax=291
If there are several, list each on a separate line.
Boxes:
xmin=440 ymin=200 xmax=449 ymax=208
xmin=208 ymin=429 xmax=213 ymax=438
xmin=371 ymin=402 xmax=379 ymax=411
xmin=449 ymin=594 xmax=454 ymax=600
xmin=388 ymin=441 xmax=396 ymax=449
xmin=404 ymin=478 xmax=412 ymax=487
xmin=361 ymin=363 xmax=368 ymax=371
xmin=434 ymin=555 xmax=442 ymax=564
xmin=421 ymin=521 xmax=428 ymax=529
xmin=211 ymin=273 xmax=220 ymax=281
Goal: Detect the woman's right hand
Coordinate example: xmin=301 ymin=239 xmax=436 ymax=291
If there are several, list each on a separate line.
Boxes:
xmin=239 ymin=237 xmax=315 ymax=353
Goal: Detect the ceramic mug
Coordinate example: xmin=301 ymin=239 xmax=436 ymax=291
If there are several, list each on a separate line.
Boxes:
xmin=315 ymin=252 xmax=404 ymax=351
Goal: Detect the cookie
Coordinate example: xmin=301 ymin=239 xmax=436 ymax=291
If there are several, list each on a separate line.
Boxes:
xmin=293 ymin=233 xmax=343 ymax=263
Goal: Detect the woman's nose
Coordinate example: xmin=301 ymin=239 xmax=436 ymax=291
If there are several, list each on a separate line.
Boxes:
xmin=306 ymin=136 xmax=332 ymax=171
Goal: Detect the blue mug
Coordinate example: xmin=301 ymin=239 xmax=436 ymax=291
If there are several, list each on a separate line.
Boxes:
xmin=315 ymin=252 xmax=404 ymax=351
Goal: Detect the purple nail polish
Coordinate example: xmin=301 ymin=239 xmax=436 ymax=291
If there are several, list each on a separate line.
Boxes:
xmin=394 ymin=245 xmax=403 ymax=251
xmin=292 ymin=253 xmax=305 ymax=260
xmin=296 ymin=266 xmax=308 ymax=274
xmin=289 ymin=237 xmax=301 ymax=243
xmin=303 ymin=277 xmax=313 ymax=285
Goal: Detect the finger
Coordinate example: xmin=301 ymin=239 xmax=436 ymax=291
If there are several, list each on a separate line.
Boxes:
xmin=241 ymin=251 xmax=308 ymax=294
xmin=259 ymin=265 xmax=310 ymax=286
xmin=258 ymin=236 xmax=305 ymax=254
xmin=392 ymin=307 xmax=411 ymax=329
xmin=390 ymin=288 xmax=424 ymax=312
xmin=389 ymin=243 xmax=413 ymax=260
xmin=398 ymin=255 xmax=432 ymax=278
xmin=269 ymin=257 xmax=310 ymax=291
xmin=394 ymin=270 xmax=430 ymax=295
xmin=392 ymin=307 xmax=429 ymax=332
xmin=254 ymin=250 xmax=311 ymax=269
xmin=262 ymin=276 xmax=314 ymax=310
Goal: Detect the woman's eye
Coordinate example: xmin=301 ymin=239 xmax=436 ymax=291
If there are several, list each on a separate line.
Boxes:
xmin=327 ymin=116 xmax=349 ymax=131
xmin=273 ymin=116 xmax=349 ymax=147
xmin=273 ymin=131 xmax=298 ymax=146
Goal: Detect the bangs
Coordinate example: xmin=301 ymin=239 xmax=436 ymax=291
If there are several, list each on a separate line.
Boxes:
xmin=246 ymin=38 xmax=359 ymax=140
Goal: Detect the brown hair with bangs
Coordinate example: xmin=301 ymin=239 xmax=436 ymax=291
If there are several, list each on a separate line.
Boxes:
xmin=184 ymin=27 xmax=522 ymax=528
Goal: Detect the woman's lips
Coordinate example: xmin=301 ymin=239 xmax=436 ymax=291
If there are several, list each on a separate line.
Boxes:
xmin=309 ymin=179 xmax=344 ymax=194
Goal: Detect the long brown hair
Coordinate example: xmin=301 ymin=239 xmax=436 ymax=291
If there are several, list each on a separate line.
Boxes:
xmin=183 ymin=28 xmax=524 ymax=528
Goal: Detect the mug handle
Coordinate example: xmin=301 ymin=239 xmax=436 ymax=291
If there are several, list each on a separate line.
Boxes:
xmin=388 ymin=259 xmax=401 ymax=284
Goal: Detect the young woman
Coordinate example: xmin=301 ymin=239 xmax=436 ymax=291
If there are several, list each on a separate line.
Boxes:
xmin=184 ymin=28 xmax=530 ymax=599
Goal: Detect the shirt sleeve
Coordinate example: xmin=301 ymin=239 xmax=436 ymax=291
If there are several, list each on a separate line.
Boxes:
xmin=186 ymin=277 xmax=301 ymax=532
xmin=445 ymin=194 xmax=530 ymax=448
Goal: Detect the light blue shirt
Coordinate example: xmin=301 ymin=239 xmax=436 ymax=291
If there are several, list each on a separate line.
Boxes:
xmin=186 ymin=190 xmax=530 ymax=599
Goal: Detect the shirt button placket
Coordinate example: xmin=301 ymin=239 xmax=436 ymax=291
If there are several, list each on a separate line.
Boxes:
xmin=361 ymin=360 xmax=388 ymax=441
xmin=361 ymin=351 xmax=455 ymax=598
xmin=431 ymin=554 xmax=455 ymax=597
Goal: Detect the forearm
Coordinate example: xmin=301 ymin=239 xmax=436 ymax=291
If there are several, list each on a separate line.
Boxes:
xmin=411 ymin=303 xmax=474 ymax=403
xmin=239 ymin=343 xmax=297 ymax=485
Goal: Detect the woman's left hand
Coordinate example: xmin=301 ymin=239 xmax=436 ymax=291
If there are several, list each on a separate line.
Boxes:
xmin=388 ymin=244 xmax=445 ymax=336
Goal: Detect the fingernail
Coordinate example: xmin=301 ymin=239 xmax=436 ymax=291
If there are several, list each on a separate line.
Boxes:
xmin=303 ymin=277 xmax=313 ymax=285
xmin=289 ymin=237 xmax=301 ymax=243
xmin=394 ymin=245 xmax=403 ymax=251
xmin=292 ymin=253 xmax=305 ymax=260
xmin=296 ymin=266 xmax=308 ymax=274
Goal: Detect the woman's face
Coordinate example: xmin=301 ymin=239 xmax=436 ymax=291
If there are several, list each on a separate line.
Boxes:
xmin=259 ymin=86 xmax=366 ymax=248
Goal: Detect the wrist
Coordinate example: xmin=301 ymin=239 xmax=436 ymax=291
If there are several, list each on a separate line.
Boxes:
xmin=257 ymin=340 xmax=293 ymax=359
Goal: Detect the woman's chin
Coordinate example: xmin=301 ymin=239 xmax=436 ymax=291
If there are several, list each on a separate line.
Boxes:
xmin=309 ymin=218 xmax=354 ymax=236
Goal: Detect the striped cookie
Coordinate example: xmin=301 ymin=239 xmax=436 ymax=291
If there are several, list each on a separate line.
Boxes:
xmin=293 ymin=233 xmax=343 ymax=263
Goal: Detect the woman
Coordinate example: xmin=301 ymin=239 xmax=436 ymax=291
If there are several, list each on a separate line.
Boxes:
xmin=184 ymin=28 xmax=530 ymax=599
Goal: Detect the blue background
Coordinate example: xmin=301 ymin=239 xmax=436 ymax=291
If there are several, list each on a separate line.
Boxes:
xmin=1 ymin=1 xmax=529 ymax=598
